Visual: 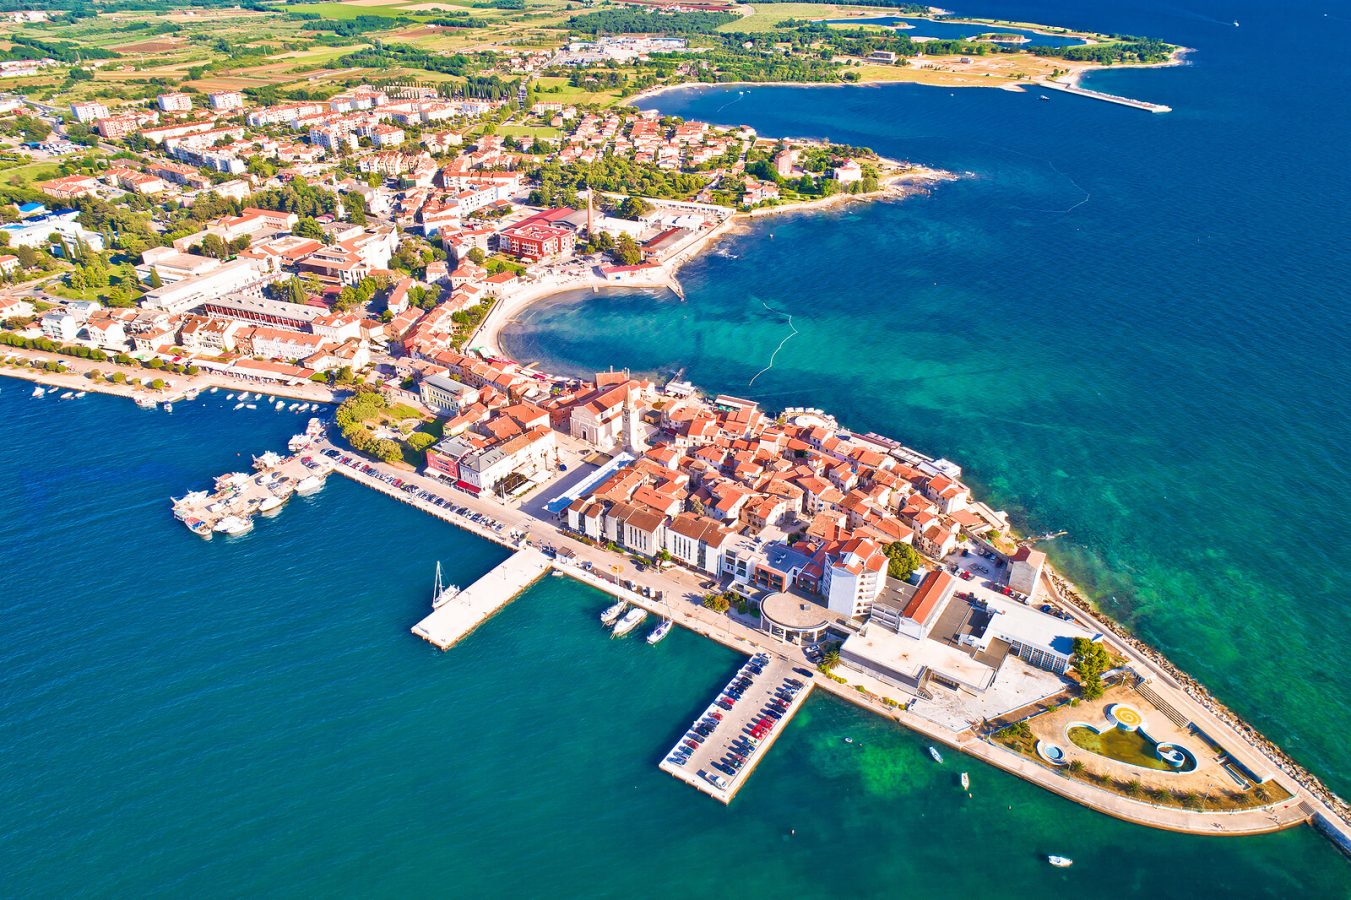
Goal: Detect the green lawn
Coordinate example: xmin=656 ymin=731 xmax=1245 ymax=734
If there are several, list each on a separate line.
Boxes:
xmin=497 ymin=124 xmax=562 ymax=139
xmin=720 ymin=3 xmax=898 ymax=33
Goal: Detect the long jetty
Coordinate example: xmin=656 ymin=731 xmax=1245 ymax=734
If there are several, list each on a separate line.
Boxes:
xmin=1040 ymin=79 xmax=1171 ymax=113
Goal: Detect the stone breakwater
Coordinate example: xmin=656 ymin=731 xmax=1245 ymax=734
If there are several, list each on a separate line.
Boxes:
xmin=1049 ymin=570 xmax=1351 ymax=826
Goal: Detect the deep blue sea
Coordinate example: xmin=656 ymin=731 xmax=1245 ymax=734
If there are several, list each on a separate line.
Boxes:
xmin=504 ymin=0 xmax=1351 ymax=810
xmin=4 ymin=0 xmax=1351 ymax=894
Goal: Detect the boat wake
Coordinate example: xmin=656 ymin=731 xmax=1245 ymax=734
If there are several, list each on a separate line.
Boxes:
xmin=748 ymin=299 xmax=800 ymax=388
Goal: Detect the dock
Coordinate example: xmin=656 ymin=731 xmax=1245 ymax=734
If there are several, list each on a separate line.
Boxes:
xmin=411 ymin=547 xmax=550 ymax=649
xmin=1039 ymin=79 xmax=1171 ymax=113
xmin=657 ymin=655 xmax=813 ymax=804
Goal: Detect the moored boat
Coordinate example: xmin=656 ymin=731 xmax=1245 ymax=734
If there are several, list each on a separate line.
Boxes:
xmin=59 ymin=391 xmax=73 ymax=400
xmin=646 ymin=618 xmax=672 ymax=645
xmin=213 ymin=515 xmax=253 ymax=536
xmin=431 ymin=561 xmax=461 ymax=608
xmin=135 ymin=396 xmax=158 ymax=409
xmin=600 ymin=600 xmax=627 ymax=625
xmin=257 ymin=495 xmax=286 ymax=515
xmin=928 ymin=746 xmax=945 ymax=764
xmin=294 ymin=474 xmax=325 ymax=495
xmin=32 ymin=387 xmax=45 ymax=397
xmin=184 ymin=517 xmax=213 ymax=539
xmin=75 ymin=391 xmax=86 ymax=398
xmin=162 ymin=402 xmax=173 ymax=413
xmin=612 ymin=607 xmax=647 ymax=637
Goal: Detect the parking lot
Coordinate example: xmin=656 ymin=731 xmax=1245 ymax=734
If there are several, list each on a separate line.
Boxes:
xmin=658 ymin=654 xmax=813 ymax=804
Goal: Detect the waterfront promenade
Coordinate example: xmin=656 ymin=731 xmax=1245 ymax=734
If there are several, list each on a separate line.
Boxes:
xmin=307 ymin=437 xmax=1351 ymax=845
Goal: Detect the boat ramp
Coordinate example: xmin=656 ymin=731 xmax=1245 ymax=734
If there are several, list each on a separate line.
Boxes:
xmin=411 ymin=547 xmax=550 ymax=649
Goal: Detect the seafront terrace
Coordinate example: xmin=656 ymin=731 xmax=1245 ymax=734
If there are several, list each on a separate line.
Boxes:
xmin=303 ymin=437 xmax=1348 ymax=839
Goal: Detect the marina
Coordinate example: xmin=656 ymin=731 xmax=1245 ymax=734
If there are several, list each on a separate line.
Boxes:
xmin=657 ymin=654 xmax=813 ymax=804
xmin=169 ymin=418 xmax=329 ymax=537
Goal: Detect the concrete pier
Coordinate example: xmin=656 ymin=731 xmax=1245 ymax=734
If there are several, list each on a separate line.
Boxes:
xmin=1040 ymin=79 xmax=1171 ymax=112
xmin=658 ymin=656 xmax=813 ymax=804
xmin=411 ymin=547 xmax=550 ymax=650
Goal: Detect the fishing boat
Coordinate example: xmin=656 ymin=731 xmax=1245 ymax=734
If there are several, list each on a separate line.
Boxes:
xmin=257 ymin=495 xmax=286 ymax=516
xmin=213 ymin=515 xmax=253 ymax=536
xmin=1048 ymin=856 xmax=1073 ymax=868
xmin=612 ymin=607 xmax=647 ymax=637
xmin=646 ymin=618 xmax=672 ymax=645
xmin=253 ymin=451 xmax=283 ymax=471
xmin=294 ymin=473 xmax=325 ymax=495
xmin=600 ymin=600 xmax=627 ymax=626
xmin=183 ymin=517 xmax=213 ymax=539
xmin=431 ymin=561 xmax=462 ymax=609
xmin=960 ymin=772 xmax=970 ymax=790
xmin=31 ymin=387 xmax=45 ymax=397
xmin=928 ymin=746 xmax=945 ymax=764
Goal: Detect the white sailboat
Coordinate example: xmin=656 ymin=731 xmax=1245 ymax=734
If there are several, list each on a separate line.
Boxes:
xmin=646 ymin=618 xmax=672 ymax=645
xmin=431 ymin=561 xmax=462 ymax=609
xmin=601 ymin=600 xmax=627 ymax=625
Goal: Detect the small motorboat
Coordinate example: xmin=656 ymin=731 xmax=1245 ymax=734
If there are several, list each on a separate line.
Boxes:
xmin=843 ymin=737 xmax=854 ymax=745
xmin=32 ymin=387 xmax=45 ymax=397
xmin=960 ymin=772 xmax=970 ymax=790
xmin=928 ymin=746 xmax=945 ymax=764
xmin=1039 ymin=94 xmax=1050 ymax=101
xmin=1048 ymin=855 xmax=1073 ymax=868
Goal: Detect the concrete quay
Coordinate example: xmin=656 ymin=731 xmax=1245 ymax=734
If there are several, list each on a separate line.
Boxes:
xmin=411 ymin=547 xmax=550 ymax=649
xmin=658 ymin=655 xmax=812 ymax=804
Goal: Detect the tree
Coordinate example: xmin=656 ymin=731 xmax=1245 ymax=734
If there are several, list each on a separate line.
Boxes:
xmin=198 ymin=233 xmax=228 ymax=260
xmin=1071 ymin=637 xmax=1110 ymax=700
xmin=616 ymin=196 xmax=652 ymax=220
xmin=466 ymin=247 xmax=486 ymax=265
xmin=613 ymin=232 xmax=642 ymax=266
xmin=702 ymin=593 xmax=730 ymax=613
xmin=883 ymin=541 xmax=922 ymax=580
xmin=293 ymin=217 xmax=326 ymax=241
xmin=147 ymin=268 xmax=162 ymax=289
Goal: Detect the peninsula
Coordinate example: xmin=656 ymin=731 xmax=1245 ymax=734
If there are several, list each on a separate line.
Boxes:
xmin=2 ymin=0 xmax=1347 ymax=863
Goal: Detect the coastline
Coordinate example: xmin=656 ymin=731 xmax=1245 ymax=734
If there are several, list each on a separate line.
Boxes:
xmin=621 ymin=44 xmax=1192 ymax=108
xmin=472 ymin=166 xmax=951 ymax=361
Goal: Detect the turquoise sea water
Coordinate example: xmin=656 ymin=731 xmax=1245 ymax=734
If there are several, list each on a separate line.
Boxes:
xmin=1 ymin=385 xmax=1347 ymax=896
xmin=502 ymin=0 xmax=1351 ymax=815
